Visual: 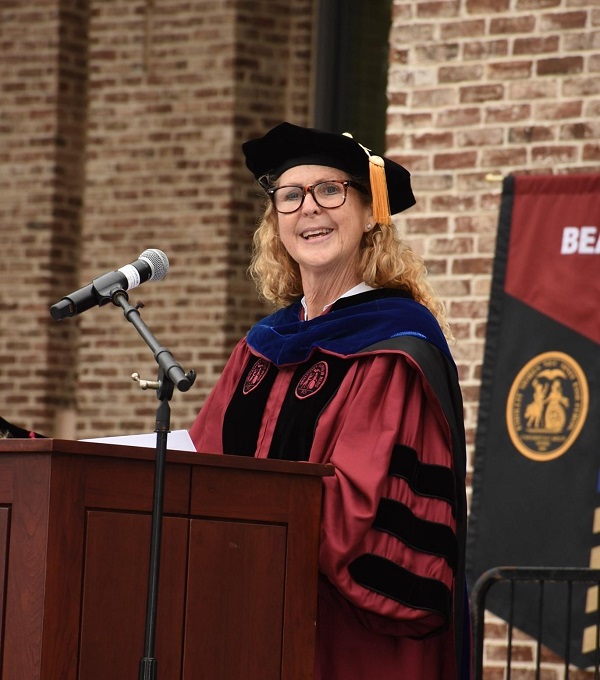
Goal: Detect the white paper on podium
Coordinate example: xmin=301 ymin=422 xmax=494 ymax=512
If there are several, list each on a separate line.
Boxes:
xmin=80 ymin=429 xmax=197 ymax=452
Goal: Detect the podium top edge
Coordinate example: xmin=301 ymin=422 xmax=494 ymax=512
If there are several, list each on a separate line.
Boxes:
xmin=0 ymin=438 xmax=334 ymax=477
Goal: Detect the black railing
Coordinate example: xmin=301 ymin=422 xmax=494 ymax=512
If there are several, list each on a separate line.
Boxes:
xmin=471 ymin=567 xmax=600 ymax=680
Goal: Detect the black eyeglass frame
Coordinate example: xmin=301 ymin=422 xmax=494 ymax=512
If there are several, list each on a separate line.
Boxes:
xmin=267 ymin=179 xmax=368 ymax=214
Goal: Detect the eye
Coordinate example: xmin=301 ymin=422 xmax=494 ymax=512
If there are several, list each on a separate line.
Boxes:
xmin=315 ymin=181 xmax=344 ymax=197
xmin=279 ymin=187 xmax=303 ymax=202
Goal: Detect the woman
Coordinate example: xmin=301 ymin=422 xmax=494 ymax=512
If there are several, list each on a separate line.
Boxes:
xmin=190 ymin=122 xmax=470 ymax=679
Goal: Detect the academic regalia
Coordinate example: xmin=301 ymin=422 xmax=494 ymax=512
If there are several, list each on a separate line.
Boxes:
xmin=0 ymin=416 xmax=45 ymax=439
xmin=190 ymin=289 xmax=470 ymax=680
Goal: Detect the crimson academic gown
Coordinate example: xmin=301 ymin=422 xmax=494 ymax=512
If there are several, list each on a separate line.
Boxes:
xmin=189 ymin=289 xmax=470 ymax=680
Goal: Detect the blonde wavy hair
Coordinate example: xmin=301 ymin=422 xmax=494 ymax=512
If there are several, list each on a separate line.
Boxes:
xmin=248 ymin=191 xmax=453 ymax=341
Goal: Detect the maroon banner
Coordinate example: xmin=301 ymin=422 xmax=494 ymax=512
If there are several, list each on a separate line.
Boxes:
xmin=467 ymin=173 xmax=600 ymax=668
xmin=505 ymin=174 xmax=600 ymax=346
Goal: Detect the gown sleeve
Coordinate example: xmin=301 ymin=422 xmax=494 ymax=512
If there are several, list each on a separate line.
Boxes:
xmin=313 ymin=350 xmax=459 ymax=639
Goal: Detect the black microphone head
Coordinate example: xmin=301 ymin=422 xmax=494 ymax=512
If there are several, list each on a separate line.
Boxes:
xmin=50 ymin=298 xmax=75 ymax=321
xmin=139 ymin=249 xmax=169 ymax=281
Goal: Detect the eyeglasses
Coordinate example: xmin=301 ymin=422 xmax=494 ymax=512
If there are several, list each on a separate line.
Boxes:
xmin=267 ymin=180 xmax=366 ymax=214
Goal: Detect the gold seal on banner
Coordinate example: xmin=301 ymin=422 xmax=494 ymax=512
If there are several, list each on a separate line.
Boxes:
xmin=506 ymin=351 xmax=589 ymax=461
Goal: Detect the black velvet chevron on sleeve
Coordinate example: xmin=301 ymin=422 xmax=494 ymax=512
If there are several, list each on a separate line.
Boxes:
xmin=348 ymin=553 xmax=452 ymax=630
xmin=388 ymin=444 xmax=457 ymax=515
xmin=373 ymin=497 xmax=458 ymax=571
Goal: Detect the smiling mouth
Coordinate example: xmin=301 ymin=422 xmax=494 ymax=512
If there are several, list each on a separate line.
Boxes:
xmin=301 ymin=228 xmax=333 ymax=240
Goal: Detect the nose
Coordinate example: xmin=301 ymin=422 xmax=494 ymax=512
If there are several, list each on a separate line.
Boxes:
xmin=302 ymin=188 xmax=321 ymax=214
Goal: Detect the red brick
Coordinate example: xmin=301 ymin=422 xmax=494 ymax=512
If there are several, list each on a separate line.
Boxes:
xmin=394 ymin=112 xmax=434 ymax=128
xmin=564 ymin=30 xmax=600 ymax=52
xmin=534 ymin=100 xmax=583 ymax=119
xmin=463 ymin=39 xmax=509 ymax=60
xmin=439 ymin=64 xmax=483 ymax=83
xmin=437 ymin=107 xmax=483 ymax=127
xmin=440 ymin=19 xmax=486 ymax=40
xmin=393 ymin=23 xmax=436 ymax=43
xmin=537 ymin=56 xmax=584 ymax=76
xmin=434 ymin=151 xmax=478 ymax=169
xmin=490 ymin=15 xmax=536 ymax=34
xmin=481 ymin=147 xmax=528 ymax=167
xmin=559 ymin=122 xmax=600 ymax=140
xmin=456 ymin=128 xmax=504 ymax=147
xmin=485 ymin=103 xmax=532 ymax=123
xmin=411 ymin=173 xmax=453 ymax=192
xmin=417 ymin=1 xmax=461 ymax=18
xmin=388 ymin=90 xmax=409 ymax=106
xmin=466 ymin=0 xmax=510 ymax=12
xmin=509 ymin=79 xmax=558 ymax=99
xmin=404 ymin=216 xmax=450 ymax=235
xmin=392 ymin=2 xmax=412 ymax=20
xmin=540 ymin=11 xmax=588 ymax=31
xmin=563 ymin=76 xmax=600 ymax=96
xmin=412 ymin=88 xmax=457 ymax=108
xmin=423 ymin=258 xmax=449 ymax=275
xmin=455 ymin=174 xmax=503 ymax=196
xmin=460 ymin=84 xmax=505 ymax=103
xmin=389 ymin=153 xmax=430 ymax=171
xmin=513 ymin=36 xmax=560 ymax=54
xmin=448 ymin=298 xmax=491 ymax=317
xmin=531 ymin=144 xmax=578 ymax=163
xmin=516 ymin=0 xmax=560 ymax=8
xmin=431 ymin=195 xmax=477 ymax=213
xmin=411 ymin=131 xmax=455 ymax=149
xmin=487 ymin=60 xmax=533 ymax=80
xmin=390 ymin=47 xmax=409 ymax=64
xmin=585 ymin=100 xmax=600 ymax=117
xmin=415 ymin=43 xmax=460 ymax=63
xmin=583 ymin=144 xmax=600 ymax=161
xmin=509 ymin=125 xmax=555 ymax=143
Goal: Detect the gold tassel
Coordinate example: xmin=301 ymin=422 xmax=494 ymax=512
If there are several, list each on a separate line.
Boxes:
xmin=368 ymin=155 xmax=392 ymax=226
xmin=343 ymin=132 xmax=392 ymax=226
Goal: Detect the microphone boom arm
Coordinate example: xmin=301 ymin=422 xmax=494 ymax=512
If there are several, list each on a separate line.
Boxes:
xmin=111 ymin=288 xmax=196 ymax=393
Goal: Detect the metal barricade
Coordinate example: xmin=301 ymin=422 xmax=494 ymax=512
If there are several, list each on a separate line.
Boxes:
xmin=471 ymin=566 xmax=600 ymax=680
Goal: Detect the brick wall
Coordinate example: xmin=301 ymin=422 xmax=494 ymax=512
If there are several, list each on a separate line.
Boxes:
xmin=0 ymin=0 xmax=314 ymax=437
xmin=0 ymin=2 xmax=84 ymax=434
xmin=387 ymin=0 xmax=599 ymax=477
xmin=387 ymin=1 xmax=599 ymax=676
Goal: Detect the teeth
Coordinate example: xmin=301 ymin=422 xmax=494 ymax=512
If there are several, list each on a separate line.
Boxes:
xmin=302 ymin=228 xmax=332 ymax=240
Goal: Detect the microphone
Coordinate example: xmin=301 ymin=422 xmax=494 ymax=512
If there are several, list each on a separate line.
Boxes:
xmin=50 ymin=249 xmax=169 ymax=320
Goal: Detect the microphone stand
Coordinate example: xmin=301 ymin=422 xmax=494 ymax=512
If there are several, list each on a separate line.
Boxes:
xmin=109 ymin=288 xmax=196 ymax=680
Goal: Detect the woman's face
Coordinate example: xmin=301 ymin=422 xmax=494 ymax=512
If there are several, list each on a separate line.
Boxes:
xmin=275 ymin=164 xmax=373 ymax=282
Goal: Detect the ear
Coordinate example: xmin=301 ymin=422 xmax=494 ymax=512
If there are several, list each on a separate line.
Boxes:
xmin=364 ymin=209 xmax=375 ymax=232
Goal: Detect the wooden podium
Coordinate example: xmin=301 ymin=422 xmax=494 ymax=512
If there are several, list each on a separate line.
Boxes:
xmin=0 ymin=438 xmax=331 ymax=680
